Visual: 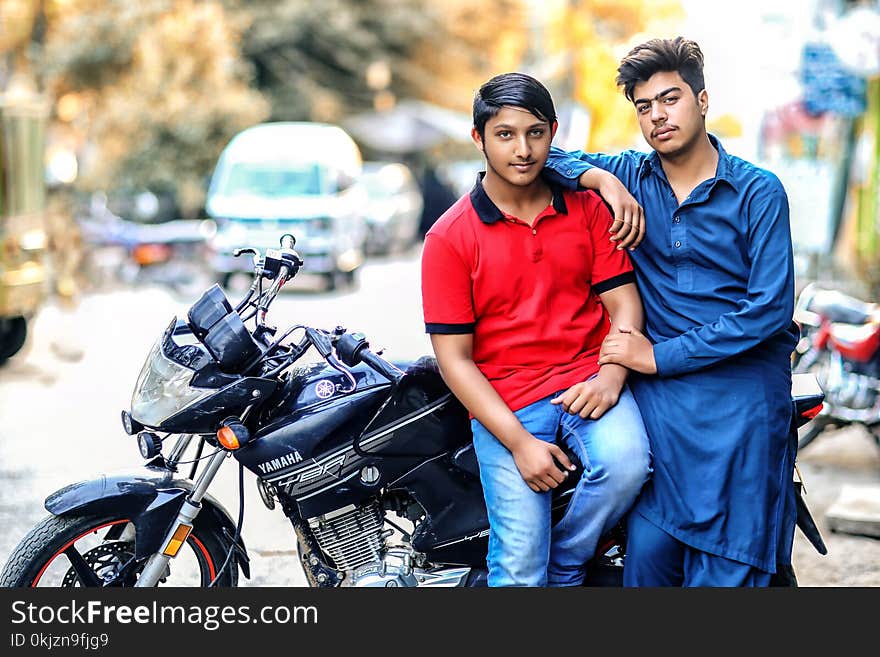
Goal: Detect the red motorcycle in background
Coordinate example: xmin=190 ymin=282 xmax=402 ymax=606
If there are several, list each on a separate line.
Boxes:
xmin=792 ymin=282 xmax=880 ymax=450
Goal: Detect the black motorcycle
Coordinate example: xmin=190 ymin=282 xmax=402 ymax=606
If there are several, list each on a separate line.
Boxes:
xmin=0 ymin=235 xmax=828 ymax=588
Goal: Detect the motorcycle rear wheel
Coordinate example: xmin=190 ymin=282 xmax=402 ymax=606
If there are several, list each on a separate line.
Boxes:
xmin=0 ymin=513 xmax=237 ymax=587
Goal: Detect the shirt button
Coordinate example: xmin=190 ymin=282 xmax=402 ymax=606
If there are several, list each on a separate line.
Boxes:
xmin=673 ymin=217 xmax=681 ymax=224
xmin=532 ymin=229 xmax=537 ymax=235
xmin=566 ymin=169 xmax=573 ymax=174
xmin=674 ymin=240 xmax=682 ymax=248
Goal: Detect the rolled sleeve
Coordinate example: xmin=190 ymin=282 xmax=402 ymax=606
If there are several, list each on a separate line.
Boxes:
xmin=545 ymin=147 xmax=639 ymax=190
xmin=545 ymin=146 xmax=595 ymax=188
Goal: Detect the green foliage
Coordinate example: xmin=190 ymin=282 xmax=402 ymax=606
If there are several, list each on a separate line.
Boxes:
xmin=40 ymin=0 xmax=268 ymax=216
xmin=227 ymin=0 xmax=523 ymax=120
xmin=15 ymin=0 xmax=524 ymax=215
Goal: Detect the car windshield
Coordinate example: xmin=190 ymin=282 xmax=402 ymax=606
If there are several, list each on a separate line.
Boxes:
xmin=218 ymin=162 xmax=327 ymax=197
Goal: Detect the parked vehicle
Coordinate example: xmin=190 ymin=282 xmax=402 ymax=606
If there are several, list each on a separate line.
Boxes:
xmin=792 ymin=282 xmax=880 ymax=450
xmin=0 ymin=91 xmax=49 ymax=363
xmin=0 ymin=234 xmax=828 ymax=588
xmin=360 ymin=162 xmax=423 ymax=255
xmin=76 ymin=194 xmax=214 ymax=298
xmin=206 ymin=122 xmax=368 ymax=291
xmin=116 ymin=220 xmax=215 ymax=298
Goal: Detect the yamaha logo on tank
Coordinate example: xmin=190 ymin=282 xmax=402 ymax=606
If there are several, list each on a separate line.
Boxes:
xmin=314 ymin=380 xmax=335 ymax=399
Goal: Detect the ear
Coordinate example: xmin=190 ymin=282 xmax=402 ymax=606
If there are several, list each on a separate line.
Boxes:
xmin=550 ymin=120 xmax=559 ymax=140
xmin=471 ymin=126 xmax=484 ymax=153
xmin=698 ymin=89 xmax=709 ymax=117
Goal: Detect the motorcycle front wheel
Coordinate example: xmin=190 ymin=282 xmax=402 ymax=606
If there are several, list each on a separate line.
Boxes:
xmin=0 ymin=513 xmax=237 ymax=587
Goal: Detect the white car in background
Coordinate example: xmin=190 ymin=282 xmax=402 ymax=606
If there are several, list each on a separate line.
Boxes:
xmin=360 ymin=161 xmax=424 ymax=255
xmin=206 ymin=122 xmax=368 ymax=291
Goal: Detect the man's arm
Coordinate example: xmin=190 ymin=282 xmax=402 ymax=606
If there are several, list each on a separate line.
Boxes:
xmin=600 ymin=186 xmax=795 ymax=377
xmin=430 ymin=333 xmax=575 ymax=492
xmin=545 ymin=146 xmax=645 ymax=250
xmin=545 ymin=146 xmax=636 ymax=187
xmin=551 ymin=282 xmax=644 ymax=419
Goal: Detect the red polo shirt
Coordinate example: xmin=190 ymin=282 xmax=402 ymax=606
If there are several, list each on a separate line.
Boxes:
xmin=421 ymin=174 xmax=635 ymax=412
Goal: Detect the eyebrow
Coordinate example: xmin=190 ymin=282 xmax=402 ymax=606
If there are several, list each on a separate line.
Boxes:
xmin=492 ymin=121 xmax=549 ymax=130
xmin=634 ymin=86 xmax=682 ymax=105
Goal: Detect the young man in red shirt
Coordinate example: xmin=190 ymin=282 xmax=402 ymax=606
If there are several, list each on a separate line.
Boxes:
xmin=420 ymin=73 xmax=651 ymax=586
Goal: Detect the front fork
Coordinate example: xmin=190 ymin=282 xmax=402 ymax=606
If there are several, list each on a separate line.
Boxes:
xmin=135 ymin=444 xmax=228 ymax=587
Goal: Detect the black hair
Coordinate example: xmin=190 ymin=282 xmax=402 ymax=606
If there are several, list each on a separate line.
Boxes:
xmin=473 ymin=72 xmax=557 ymax=139
xmin=616 ymin=37 xmax=705 ymax=102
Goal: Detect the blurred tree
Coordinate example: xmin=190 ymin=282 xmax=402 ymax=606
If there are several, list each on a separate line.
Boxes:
xmin=5 ymin=0 xmax=531 ymax=216
xmin=225 ymin=0 xmax=527 ymax=121
xmin=27 ymin=0 xmax=269 ymax=217
xmin=546 ymin=0 xmax=684 ymax=151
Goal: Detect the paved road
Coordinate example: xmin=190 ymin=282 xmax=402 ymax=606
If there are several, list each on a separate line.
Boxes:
xmin=1 ymin=247 xmax=877 ymax=586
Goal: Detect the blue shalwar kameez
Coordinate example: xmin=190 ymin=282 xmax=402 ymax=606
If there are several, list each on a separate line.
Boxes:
xmin=546 ymin=136 xmax=799 ymax=583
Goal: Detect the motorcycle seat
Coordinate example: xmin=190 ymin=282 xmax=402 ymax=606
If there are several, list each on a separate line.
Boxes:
xmin=807 ymin=288 xmax=876 ymax=326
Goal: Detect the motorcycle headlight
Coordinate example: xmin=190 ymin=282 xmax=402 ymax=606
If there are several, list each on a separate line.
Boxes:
xmin=130 ymin=320 xmax=215 ymax=428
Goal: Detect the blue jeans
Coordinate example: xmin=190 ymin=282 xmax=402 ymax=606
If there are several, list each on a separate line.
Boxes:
xmin=471 ymin=386 xmax=651 ymax=586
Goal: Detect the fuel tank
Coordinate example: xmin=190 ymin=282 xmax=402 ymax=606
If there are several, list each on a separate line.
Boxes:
xmin=235 ymin=356 xmax=472 ymax=517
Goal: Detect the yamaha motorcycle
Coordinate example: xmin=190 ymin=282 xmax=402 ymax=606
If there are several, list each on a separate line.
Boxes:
xmin=792 ymin=282 xmax=880 ymax=451
xmin=0 ymin=235 xmax=828 ymax=588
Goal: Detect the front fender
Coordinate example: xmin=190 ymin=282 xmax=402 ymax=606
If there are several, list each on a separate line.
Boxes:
xmin=44 ymin=465 xmax=249 ymax=577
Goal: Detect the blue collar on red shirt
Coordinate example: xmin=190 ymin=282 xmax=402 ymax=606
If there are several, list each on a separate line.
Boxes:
xmin=469 ymin=171 xmax=569 ymax=224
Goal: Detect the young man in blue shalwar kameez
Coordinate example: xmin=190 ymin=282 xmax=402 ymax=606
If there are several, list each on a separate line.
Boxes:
xmin=544 ymin=37 xmax=800 ymax=586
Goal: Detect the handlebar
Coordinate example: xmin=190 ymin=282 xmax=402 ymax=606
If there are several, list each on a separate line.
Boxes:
xmin=359 ymin=347 xmax=405 ymax=384
xmin=232 ymin=234 xmax=304 ymax=325
xmin=226 ymin=234 xmax=403 ymax=387
xmin=335 ymin=330 xmax=404 ymax=384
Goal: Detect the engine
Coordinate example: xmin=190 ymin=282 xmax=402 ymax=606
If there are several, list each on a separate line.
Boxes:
xmin=831 ymin=370 xmax=880 ymax=410
xmin=308 ymin=502 xmax=388 ymax=572
xmin=306 ymin=502 xmax=471 ymax=587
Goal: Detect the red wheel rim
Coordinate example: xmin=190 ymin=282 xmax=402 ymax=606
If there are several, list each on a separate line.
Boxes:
xmin=31 ymin=519 xmax=217 ymax=587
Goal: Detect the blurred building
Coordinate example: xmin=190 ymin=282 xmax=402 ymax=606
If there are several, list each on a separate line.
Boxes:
xmin=754 ymin=0 xmax=880 ymax=295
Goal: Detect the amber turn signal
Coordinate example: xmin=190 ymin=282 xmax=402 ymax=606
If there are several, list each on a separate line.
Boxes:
xmin=217 ymin=426 xmax=240 ymax=449
xmin=217 ymin=420 xmax=250 ymax=450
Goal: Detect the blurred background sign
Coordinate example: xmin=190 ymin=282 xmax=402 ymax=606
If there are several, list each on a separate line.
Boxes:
xmin=800 ymin=42 xmax=867 ymax=118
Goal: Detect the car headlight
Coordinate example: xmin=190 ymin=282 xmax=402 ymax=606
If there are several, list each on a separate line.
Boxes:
xmin=130 ymin=320 xmax=215 ymax=428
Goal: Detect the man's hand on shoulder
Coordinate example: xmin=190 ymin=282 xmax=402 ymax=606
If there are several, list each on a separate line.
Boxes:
xmin=550 ymin=368 xmax=626 ymax=420
xmin=579 ymin=169 xmax=645 ymax=251
xmin=598 ymin=326 xmax=657 ymax=374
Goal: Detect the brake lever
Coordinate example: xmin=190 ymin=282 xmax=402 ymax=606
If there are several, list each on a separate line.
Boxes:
xmin=306 ymin=327 xmax=356 ymax=393
xmin=327 ymin=355 xmax=358 ymax=394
